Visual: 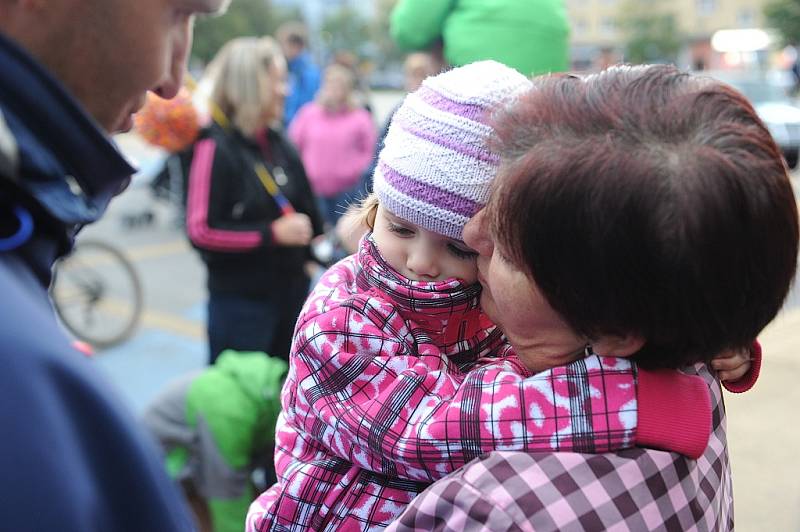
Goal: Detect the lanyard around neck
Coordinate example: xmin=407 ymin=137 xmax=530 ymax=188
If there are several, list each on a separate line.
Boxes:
xmin=253 ymin=129 xmax=295 ymax=215
xmin=185 ymin=75 xmax=296 ymax=216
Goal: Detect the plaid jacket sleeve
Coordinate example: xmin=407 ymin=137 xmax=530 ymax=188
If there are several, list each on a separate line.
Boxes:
xmin=386 ymin=363 xmax=732 ymax=532
xmin=288 ymin=294 xmax=639 ymax=483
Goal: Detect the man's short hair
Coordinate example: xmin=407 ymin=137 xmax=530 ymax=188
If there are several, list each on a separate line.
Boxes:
xmin=277 ymin=21 xmax=308 ymax=48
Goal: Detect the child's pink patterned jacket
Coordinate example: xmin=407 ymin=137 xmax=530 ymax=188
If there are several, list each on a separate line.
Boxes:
xmin=247 ymin=237 xmax=710 ymax=531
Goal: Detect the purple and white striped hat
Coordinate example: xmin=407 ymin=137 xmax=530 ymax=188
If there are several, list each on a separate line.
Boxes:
xmin=373 ymin=60 xmax=532 ymax=241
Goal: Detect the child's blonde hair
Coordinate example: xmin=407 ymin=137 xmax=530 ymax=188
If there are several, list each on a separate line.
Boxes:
xmin=355 ymin=193 xmax=380 ymax=230
xmin=317 ymin=63 xmax=357 ymax=111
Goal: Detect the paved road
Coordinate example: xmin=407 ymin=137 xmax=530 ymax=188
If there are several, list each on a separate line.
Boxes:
xmin=76 ymin=183 xmax=207 ymax=414
xmin=78 ymin=90 xmax=798 ymax=530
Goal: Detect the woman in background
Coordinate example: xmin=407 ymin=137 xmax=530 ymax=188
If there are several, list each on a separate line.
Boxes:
xmin=184 ymin=37 xmax=324 ymax=364
xmin=289 ymin=63 xmax=376 ymax=227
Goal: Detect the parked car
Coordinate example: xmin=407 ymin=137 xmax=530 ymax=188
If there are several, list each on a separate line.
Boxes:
xmin=700 ymin=70 xmax=800 ymax=168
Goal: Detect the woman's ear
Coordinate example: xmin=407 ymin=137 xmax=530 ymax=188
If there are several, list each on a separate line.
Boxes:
xmin=591 ymin=334 xmax=646 ymax=358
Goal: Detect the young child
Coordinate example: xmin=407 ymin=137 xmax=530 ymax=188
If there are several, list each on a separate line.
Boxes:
xmin=248 ymin=61 xmax=756 ymax=531
xmin=143 ymin=350 xmax=288 ymax=532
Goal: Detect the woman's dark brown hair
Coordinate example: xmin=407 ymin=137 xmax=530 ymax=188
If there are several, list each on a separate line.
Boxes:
xmin=488 ymin=64 xmax=799 ymax=369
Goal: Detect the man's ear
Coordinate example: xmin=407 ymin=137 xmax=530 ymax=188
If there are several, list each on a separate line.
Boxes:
xmin=591 ymin=334 xmax=646 ymax=358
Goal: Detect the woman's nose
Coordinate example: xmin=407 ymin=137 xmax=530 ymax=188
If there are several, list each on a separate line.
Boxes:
xmin=463 ymin=209 xmax=493 ymax=256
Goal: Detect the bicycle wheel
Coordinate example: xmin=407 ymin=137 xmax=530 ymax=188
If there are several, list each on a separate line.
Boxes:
xmin=51 ymin=239 xmax=144 ymax=349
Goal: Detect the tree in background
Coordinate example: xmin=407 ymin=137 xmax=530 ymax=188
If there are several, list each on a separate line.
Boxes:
xmin=191 ymin=0 xmax=404 ymax=87
xmin=765 ymin=0 xmax=800 ymax=46
xmin=191 ymin=0 xmax=302 ymax=65
xmin=323 ymin=0 xmax=409 ymax=89
xmin=370 ymin=0 xmax=404 ymax=66
xmin=319 ymin=5 xmax=370 ymax=61
xmin=617 ymin=0 xmax=682 ymax=64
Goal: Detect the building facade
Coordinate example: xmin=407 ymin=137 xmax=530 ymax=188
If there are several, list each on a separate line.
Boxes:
xmin=565 ymin=0 xmax=772 ymax=70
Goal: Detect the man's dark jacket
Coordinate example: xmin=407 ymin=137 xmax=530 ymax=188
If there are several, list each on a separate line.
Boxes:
xmin=0 ymin=32 xmax=193 ymax=531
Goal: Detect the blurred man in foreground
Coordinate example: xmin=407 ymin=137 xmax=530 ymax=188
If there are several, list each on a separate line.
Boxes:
xmin=0 ymin=0 xmax=228 ymax=529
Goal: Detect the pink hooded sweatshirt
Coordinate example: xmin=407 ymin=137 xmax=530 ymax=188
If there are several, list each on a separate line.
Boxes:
xmin=288 ymin=102 xmax=376 ymax=198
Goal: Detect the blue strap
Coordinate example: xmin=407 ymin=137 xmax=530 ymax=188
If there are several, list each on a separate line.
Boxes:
xmin=0 ymin=205 xmax=34 ymax=251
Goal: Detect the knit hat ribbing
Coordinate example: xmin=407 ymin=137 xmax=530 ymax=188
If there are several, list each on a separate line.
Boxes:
xmin=373 ymin=60 xmax=532 ymax=241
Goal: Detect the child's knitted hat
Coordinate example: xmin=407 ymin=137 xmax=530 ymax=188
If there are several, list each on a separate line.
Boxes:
xmin=373 ymin=60 xmax=532 ymax=241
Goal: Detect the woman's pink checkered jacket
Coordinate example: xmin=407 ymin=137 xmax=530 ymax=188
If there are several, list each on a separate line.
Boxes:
xmin=248 ymin=237 xmax=649 ymax=531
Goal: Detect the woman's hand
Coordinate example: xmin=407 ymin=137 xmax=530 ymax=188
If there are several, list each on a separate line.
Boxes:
xmin=711 ymin=346 xmax=752 ymax=382
xmin=271 ymin=213 xmax=313 ymax=246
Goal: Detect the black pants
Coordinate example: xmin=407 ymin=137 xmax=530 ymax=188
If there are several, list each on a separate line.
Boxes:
xmin=206 ymin=274 xmax=309 ymax=364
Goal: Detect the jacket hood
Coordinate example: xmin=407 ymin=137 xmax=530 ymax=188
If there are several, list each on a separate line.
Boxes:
xmin=0 ymin=33 xmax=134 ymax=230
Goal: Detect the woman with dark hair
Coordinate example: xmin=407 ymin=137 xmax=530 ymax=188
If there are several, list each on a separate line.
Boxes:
xmin=388 ymin=64 xmax=799 ymax=530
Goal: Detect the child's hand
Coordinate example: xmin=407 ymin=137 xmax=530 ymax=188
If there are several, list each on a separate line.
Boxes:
xmin=711 ymin=347 xmax=751 ymax=382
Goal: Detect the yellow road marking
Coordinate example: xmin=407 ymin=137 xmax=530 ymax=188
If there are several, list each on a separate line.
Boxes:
xmin=139 ymin=308 xmax=205 ymax=340
xmin=57 ymin=295 xmax=204 ymax=342
xmin=100 ymin=298 xmax=204 ymax=340
xmin=125 ymin=239 xmax=191 ymax=261
xmin=64 ymin=239 xmax=190 ymax=269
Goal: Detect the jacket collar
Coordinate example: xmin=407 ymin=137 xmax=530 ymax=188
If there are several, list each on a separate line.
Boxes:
xmin=356 ymin=235 xmax=496 ymax=354
xmin=0 ymin=32 xmax=135 ymax=227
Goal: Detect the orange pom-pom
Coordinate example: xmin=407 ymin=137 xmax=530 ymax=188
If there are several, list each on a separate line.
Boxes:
xmin=134 ymin=88 xmax=200 ymax=152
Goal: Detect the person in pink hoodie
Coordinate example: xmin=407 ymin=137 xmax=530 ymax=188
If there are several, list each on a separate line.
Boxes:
xmin=289 ymin=63 xmax=376 ymax=228
xmin=248 ymin=61 xmax=755 ymax=531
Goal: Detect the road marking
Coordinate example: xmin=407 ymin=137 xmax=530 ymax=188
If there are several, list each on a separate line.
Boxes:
xmin=56 ymin=238 xmax=203 ymax=344
xmin=126 ymin=239 xmax=191 ymax=262
xmin=59 ymin=296 xmax=205 ymax=343
xmin=120 ymin=240 xmax=204 ymax=339
xmin=139 ymin=307 xmax=205 ymax=340
xmin=61 ymin=238 xmax=190 ymax=269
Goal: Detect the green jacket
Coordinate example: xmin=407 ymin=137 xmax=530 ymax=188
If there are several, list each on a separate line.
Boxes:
xmin=143 ymin=350 xmax=287 ymax=532
xmin=185 ymin=350 xmax=287 ymax=469
xmin=391 ymin=0 xmax=570 ymax=76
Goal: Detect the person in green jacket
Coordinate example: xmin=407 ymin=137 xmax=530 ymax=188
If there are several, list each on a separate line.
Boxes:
xmin=390 ymin=0 xmax=570 ymax=76
xmin=143 ymin=350 xmax=287 ymax=532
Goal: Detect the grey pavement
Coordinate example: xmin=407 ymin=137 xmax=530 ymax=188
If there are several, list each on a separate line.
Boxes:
xmin=77 ymin=183 xmax=207 ymax=414
xmin=727 ymin=304 xmax=800 ymax=531
xmin=727 ymin=172 xmax=800 ymax=531
xmin=79 ymin=91 xmax=798 ymax=530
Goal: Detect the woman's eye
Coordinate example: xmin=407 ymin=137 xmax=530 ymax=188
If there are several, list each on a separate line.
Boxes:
xmin=388 ymin=223 xmax=414 ymax=236
xmin=448 ymin=244 xmax=478 ymax=260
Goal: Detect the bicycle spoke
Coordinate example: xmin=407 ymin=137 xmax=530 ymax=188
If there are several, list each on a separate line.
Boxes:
xmin=50 ymin=240 xmax=143 ymax=349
